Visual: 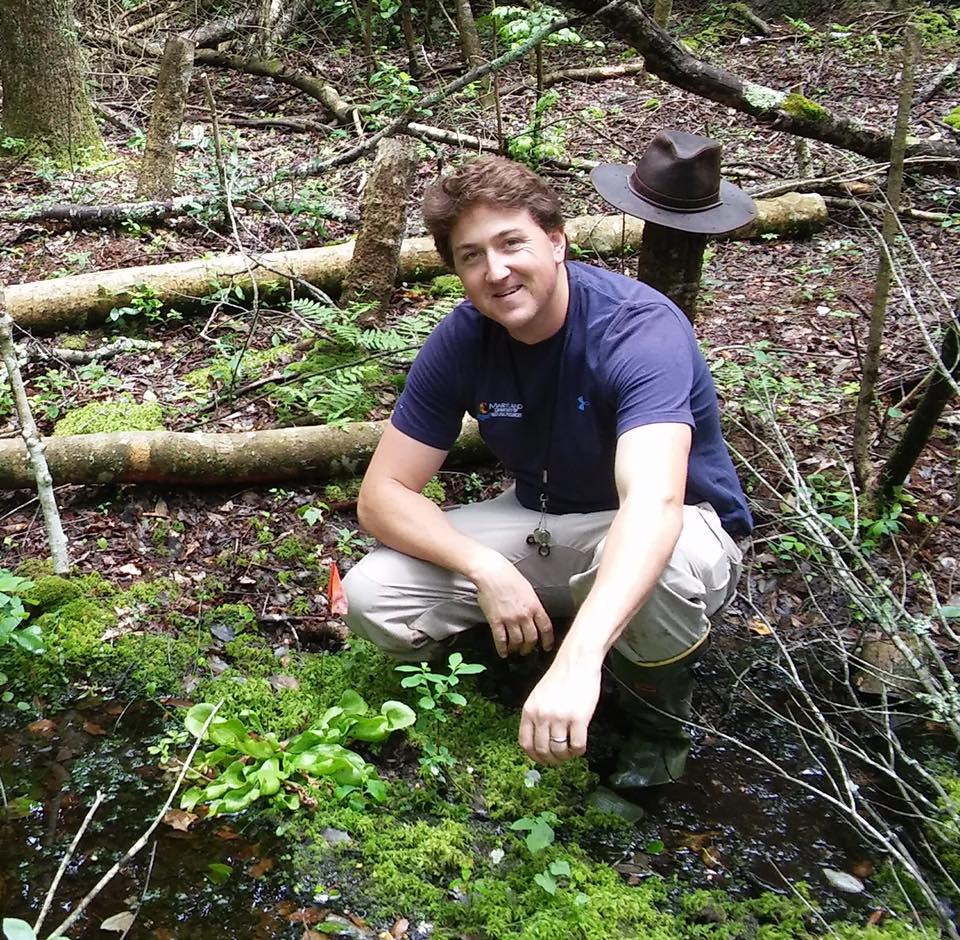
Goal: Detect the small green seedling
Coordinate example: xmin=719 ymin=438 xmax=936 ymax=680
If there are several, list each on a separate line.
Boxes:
xmin=395 ymin=652 xmax=485 ymax=724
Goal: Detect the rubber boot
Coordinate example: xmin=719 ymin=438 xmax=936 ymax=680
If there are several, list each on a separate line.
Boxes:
xmin=606 ymin=648 xmax=698 ymax=789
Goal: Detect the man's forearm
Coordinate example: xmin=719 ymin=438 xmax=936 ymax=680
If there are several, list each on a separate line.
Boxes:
xmin=556 ymin=494 xmax=683 ymax=669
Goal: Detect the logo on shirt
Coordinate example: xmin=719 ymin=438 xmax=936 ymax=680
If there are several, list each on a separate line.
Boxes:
xmin=577 ymin=396 xmax=589 ymax=412
xmin=477 ymin=401 xmax=523 ymax=421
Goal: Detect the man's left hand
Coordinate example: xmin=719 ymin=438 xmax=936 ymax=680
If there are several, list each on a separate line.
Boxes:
xmin=519 ymin=659 xmax=602 ymax=765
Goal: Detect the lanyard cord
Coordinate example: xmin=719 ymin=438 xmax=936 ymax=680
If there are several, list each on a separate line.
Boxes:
xmin=506 ymin=319 xmax=572 ymax=551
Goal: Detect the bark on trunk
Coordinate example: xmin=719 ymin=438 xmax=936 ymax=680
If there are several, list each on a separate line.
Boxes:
xmin=341 ymin=139 xmax=420 ymax=324
xmin=0 ymin=294 xmax=70 ymax=571
xmin=400 ymin=0 xmax=421 ymax=78
xmin=4 ymin=196 xmax=829 ymax=333
xmin=0 ymin=0 xmax=105 ymax=164
xmin=876 ymin=310 xmax=960 ymax=502
xmin=0 ymin=420 xmax=489 ymax=489
xmin=637 ymin=225 xmax=707 ymax=322
xmin=454 ymin=0 xmax=484 ymax=72
xmin=562 ymin=0 xmax=959 ymax=164
xmin=136 ymin=36 xmax=197 ymax=200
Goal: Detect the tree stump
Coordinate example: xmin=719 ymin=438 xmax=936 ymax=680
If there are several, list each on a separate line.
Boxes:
xmin=341 ymin=138 xmax=419 ymax=327
xmin=136 ymin=35 xmax=197 ymax=200
xmin=636 ymin=222 xmax=707 ymax=324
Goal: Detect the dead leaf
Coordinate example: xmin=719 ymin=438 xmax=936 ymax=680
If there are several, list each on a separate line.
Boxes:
xmin=747 ymin=618 xmax=774 ymax=637
xmin=823 ymin=867 xmax=865 ymax=893
xmin=328 ymin=562 xmax=348 ymax=616
xmin=162 ymin=808 xmax=198 ymax=832
xmin=247 ymin=857 xmax=275 ymax=878
xmin=701 ymin=846 xmax=724 ymax=869
xmin=101 ymin=911 xmax=136 ymax=932
xmin=285 ymin=907 xmax=326 ymax=925
xmin=866 ymin=908 xmax=888 ymax=927
xmin=117 ymin=563 xmax=143 ymax=577
xmin=391 ymin=917 xmax=410 ymax=938
xmin=26 ymin=718 xmax=57 ymax=736
xmin=269 ymin=674 xmax=300 ymax=691
xmin=675 ymin=830 xmax=720 ymax=852
xmin=214 ymin=824 xmax=242 ymax=840
xmin=161 ymin=697 xmax=194 ymax=709
xmin=83 ymin=720 xmax=107 ymax=736
xmin=850 ymin=859 xmax=874 ymax=879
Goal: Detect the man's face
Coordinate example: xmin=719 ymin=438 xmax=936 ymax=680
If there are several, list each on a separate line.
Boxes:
xmin=450 ymin=204 xmax=567 ymax=344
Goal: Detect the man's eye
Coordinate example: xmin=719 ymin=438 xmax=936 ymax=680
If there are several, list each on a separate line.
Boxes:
xmin=460 ymin=251 xmax=478 ymax=263
xmin=505 ymin=238 xmax=523 ymax=248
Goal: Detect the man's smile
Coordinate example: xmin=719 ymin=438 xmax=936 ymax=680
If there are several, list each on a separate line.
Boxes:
xmin=492 ymin=285 xmax=523 ymax=299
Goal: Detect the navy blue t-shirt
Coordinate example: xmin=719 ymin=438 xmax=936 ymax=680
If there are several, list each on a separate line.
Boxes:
xmin=392 ymin=262 xmax=752 ymax=536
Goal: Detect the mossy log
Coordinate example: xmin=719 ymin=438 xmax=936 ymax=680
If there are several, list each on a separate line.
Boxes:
xmin=0 ymin=419 xmax=488 ymax=490
xmin=5 ymin=196 xmax=827 ymax=333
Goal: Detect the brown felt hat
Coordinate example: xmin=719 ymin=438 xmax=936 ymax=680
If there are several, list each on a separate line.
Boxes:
xmin=590 ymin=129 xmax=757 ymax=235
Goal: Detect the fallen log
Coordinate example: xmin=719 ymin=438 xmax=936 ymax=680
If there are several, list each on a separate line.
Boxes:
xmin=563 ymin=0 xmax=960 ymax=164
xmin=0 ymin=419 xmax=487 ymax=490
xmin=5 ymin=197 xmax=827 ymax=333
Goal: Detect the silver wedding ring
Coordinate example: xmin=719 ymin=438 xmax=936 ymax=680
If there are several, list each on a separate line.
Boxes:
xmin=550 ymin=736 xmax=568 ymax=744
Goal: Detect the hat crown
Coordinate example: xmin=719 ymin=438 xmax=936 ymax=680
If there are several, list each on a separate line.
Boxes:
xmin=629 ymin=130 xmax=722 ymax=212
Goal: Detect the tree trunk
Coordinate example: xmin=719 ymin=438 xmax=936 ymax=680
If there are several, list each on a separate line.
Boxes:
xmin=637 ymin=225 xmax=707 ymax=322
xmin=0 ymin=0 xmax=105 ymax=164
xmin=136 ymin=36 xmax=197 ymax=200
xmin=341 ymin=139 xmax=420 ymax=325
xmin=653 ymin=0 xmax=672 ymax=29
xmin=853 ymin=28 xmax=917 ymax=492
xmin=0 ymin=292 xmax=70 ymax=572
xmin=3 ymin=196 xmax=828 ymax=333
xmin=400 ymin=0 xmax=421 ymax=78
xmin=454 ymin=0 xmax=483 ymax=71
xmin=875 ymin=308 xmax=960 ymax=502
xmin=0 ymin=420 xmax=489 ymax=489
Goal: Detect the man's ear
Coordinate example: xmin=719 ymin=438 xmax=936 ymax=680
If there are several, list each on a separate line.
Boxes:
xmin=549 ymin=227 xmax=566 ymax=262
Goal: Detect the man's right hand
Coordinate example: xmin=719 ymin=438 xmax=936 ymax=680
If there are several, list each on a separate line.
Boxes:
xmin=471 ymin=551 xmax=554 ymax=658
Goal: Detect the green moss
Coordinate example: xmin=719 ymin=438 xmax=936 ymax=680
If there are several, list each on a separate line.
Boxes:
xmin=204 ymin=602 xmax=257 ymax=635
xmin=58 ymin=332 xmax=90 ymax=351
xmin=183 ymin=344 xmax=291 ymax=389
xmin=429 ymin=274 xmax=464 ymax=299
xmin=324 ymin=478 xmax=362 ymax=502
xmin=781 ymin=93 xmax=830 ymax=123
xmin=275 ymin=535 xmax=311 ymax=561
xmin=421 ymin=476 xmax=447 ymax=505
xmin=24 ymin=575 xmax=82 ymax=612
xmin=52 ymin=397 xmax=164 ymax=436
xmin=943 ymin=106 xmax=960 ymax=130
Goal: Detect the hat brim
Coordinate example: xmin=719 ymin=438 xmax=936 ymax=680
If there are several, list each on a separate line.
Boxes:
xmin=590 ymin=163 xmax=758 ymax=235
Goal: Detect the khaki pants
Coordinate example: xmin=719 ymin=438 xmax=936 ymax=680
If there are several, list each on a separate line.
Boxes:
xmin=342 ymin=487 xmax=743 ymax=665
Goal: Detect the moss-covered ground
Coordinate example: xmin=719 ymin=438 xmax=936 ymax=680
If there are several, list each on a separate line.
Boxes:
xmin=0 ymin=564 xmax=947 ymax=939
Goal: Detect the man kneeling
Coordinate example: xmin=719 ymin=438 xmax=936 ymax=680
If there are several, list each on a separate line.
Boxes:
xmin=343 ymin=136 xmax=752 ymax=788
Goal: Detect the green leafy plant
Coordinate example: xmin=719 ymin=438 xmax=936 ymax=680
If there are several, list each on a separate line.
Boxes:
xmin=396 ymin=652 xmax=485 ymax=726
xmin=108 ymin=283 xmax=180 ymax=325
xmin=3 ymin=919 xmax=69 ymax=940
xmin=0 ymin=571 xmax=42 ymax=656
xmin=510 ymin=811 xmax=580 ymax=896
xmin=179 ymin=690 xmax=415 ymax=816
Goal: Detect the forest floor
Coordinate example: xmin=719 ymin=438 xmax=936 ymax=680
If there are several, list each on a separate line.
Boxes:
xmin=1 ymin=2 xmax=959 ymax=938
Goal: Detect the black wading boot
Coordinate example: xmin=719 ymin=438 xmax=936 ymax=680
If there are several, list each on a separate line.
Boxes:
xmin=605 ymin=648 xmax=698 ymax=790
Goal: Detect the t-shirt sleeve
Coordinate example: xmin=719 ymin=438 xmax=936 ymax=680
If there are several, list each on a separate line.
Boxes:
xmin=604 ymin=302 xmax=696 ymax=437
xmin=391 ymin=313 xmax=471 ymax=451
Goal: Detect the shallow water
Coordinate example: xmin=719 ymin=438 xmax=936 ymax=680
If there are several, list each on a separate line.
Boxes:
xmin=0 ymin=665 xmax=893 ymax=939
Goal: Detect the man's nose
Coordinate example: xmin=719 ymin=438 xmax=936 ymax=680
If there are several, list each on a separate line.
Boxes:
xmin=484 ymin=250 xmax=510 ymax=282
